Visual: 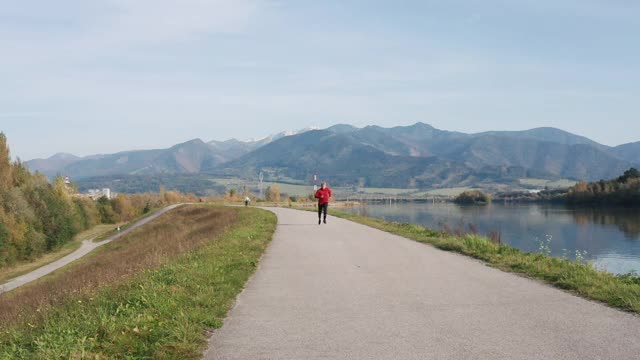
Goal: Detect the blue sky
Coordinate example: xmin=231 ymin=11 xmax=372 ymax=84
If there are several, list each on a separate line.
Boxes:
xmin=1 ymin=0 xmax=639 ymax=160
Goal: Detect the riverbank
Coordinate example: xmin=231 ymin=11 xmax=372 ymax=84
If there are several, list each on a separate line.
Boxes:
xmin=331 ymin=210 xmax=640 ymax=314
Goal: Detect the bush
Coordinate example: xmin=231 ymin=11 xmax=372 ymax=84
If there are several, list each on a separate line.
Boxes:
xmin=454 ymin=190 xmax=492 ymax=205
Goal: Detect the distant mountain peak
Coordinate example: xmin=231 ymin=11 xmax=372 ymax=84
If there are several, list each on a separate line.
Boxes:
xmin=169 ymin=138 xmax=208 ymax=150
xmin=237 ymin=136 xmax=266 ymax=143
xmin=50 ymin=152 xmax=80 ymax=160
xmin=224 ymin=127 xmax=318 ymax=144
xmin=327 ymin=124 xmax=359 ymax=133
xmin=409 ymin=122 xmax=435 ymax=129
xmin=179 ymin=138 xmax=205 ymax=145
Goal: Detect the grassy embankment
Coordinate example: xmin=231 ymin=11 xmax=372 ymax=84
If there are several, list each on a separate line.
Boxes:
xmin=0 ymin=224 xmax=119 ymax=285
xmin=91 ymin=205 xmax=167 ymax=243
xmin=0 ymin=205 xmax=277 ymax=359
xmin=331 ymin=210 xmax=640 ymax=314
xmin=0 ymin=206 xmax=170 ymax=284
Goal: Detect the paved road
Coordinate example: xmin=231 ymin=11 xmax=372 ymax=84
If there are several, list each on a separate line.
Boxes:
xmin=0 ymin=204 xmax=184 ymax=295
xmin=205 ymin=207 xmax=640 ymax=360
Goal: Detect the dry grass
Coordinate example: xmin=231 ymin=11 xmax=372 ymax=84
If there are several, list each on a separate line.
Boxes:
xmin=0 ymin=224 xmax=119 ymax=284
xmin=0 ymin=205 xmax=237 ymax=328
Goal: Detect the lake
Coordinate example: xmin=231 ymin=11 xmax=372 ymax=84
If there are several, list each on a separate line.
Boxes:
xmin=341 ymin=202 xmax=640 ymax=275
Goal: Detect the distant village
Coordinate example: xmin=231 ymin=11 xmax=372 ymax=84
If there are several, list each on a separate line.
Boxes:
xmin=65 ymin=176 xmax=116 ymax=200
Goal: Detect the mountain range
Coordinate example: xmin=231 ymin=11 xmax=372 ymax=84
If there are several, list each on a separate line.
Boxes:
xmin=26 ymin=123 xmax=640 ymax=189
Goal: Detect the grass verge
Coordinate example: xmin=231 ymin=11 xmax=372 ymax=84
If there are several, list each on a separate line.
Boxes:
xmin=0 ymin=205 xmax=277 ymax=359
xmin=0 ymin=224 xmax=119 ymax=284
xmin=331 ymin=210 xmax=640 ymax=314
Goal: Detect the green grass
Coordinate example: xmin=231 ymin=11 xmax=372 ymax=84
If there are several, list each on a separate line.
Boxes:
xmin=268 ymin=182 xmax=314 ymax=197
xmin=331 ymin=210 xmax=640 ymax=314
xmin=0 ymin=207 xmax=277 ymax=359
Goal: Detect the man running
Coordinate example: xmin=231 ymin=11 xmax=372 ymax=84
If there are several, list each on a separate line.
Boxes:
xmin=314 ymin=181 xmax=332 ymax=224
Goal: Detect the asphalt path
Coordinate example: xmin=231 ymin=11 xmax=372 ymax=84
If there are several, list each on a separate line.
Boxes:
xmin=205 ymin=207 xmax=640 ymax=360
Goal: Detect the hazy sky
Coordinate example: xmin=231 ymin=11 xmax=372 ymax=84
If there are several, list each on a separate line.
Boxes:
xmin=1 ymin=0 xmax=639 ymax=160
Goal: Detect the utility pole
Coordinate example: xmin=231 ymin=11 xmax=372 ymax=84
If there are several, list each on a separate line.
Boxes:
xmin=313 ymin=172 xmax=318 ymax=192
xmin=259 ymin=171 xmax=264 ymax=199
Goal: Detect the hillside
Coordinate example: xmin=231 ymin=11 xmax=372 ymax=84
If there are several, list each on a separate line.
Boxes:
xmin=613 ymin=142 xmax=640 ymax=163
xmin=60 ymin=139 xmax=220 ymax=179
xmin=25 ymin=123 xmax=640 ymax=189
xmin=431 ymin=136 xmax=632 ymax=180
xmin=213 ymin=130 xmax=529 ymax=188
xmin=25 ymin=153 xmax=81 ymax=176
xmin=477 ymin=127 xmax=609 ymax=150
xmin=26 ymin=128 xmax=317 ymax=179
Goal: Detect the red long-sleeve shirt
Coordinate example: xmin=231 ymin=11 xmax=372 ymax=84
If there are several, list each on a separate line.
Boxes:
xmin=315 ymin=187 xmax=332 ymax=205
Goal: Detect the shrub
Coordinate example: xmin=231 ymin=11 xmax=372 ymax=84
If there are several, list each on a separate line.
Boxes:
xmin=454 ymin=190 xmax=492 ymax=205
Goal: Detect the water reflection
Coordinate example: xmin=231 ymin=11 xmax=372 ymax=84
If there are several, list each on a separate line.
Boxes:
xmin=570 ymin=207 xmax=640 ymax=240
xmin=343 ymin=203 xmax=640 ymax=275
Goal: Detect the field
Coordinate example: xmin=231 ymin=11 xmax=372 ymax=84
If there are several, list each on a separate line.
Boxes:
xmin=519 ymin=178 xmax=577 ymax=189
xmin=354 ymin=187 xmax=416 ymax=195
xmin=268 ymin=182 xmax=315 ymax=197
xmin=413 ymin=187 xmax=473 ymax=197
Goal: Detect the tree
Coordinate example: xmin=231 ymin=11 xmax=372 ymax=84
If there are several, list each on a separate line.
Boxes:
xmin=112 ymin=196 xmax=135 ymax=222
xmin=74 ymin=197 xmax=100 ymax=229
xmin=567 ymin=169 xmax=640 ymax=206
xmin=618 ymin=168 xmax=640 ymax=183
xmin=227 ymin=188 xmax=238 ymax=201
xmin=0 ymin=133 xmax=13 ymax=191
xmin=265 ymin=185 xmax=280 ymax=202
xmin=97 ymin=196 xmax=117 ymax=224
xmin=271 ymin=184 xmax=281 ymax=202
xmin=11 ymin=160 xmax=31 ymax=187
xmin=163 ymin=190 xmax=181 ymax=204
xmin=0 ymin=218 xmax=8 ymax=253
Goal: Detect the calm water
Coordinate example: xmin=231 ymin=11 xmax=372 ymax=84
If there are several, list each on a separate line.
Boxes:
xmin=342 ymin=203 xmax=640 ymax=275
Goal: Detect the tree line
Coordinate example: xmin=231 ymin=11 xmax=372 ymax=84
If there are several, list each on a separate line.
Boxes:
xmin=565 ymin=168 xmax=640 ymax=206
xmin=0 ymin=133 xmax=196 ymax=268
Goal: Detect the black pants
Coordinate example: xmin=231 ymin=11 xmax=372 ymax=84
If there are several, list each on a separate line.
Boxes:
xmin=318 ymin=203 xmax=328 ymax=219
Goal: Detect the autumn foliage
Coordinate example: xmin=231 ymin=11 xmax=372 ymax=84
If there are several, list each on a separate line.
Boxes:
xmin=566 ymin=168 xmax=640 ymax=206
xmin=0 ymin=133 xmax=197 ymax=267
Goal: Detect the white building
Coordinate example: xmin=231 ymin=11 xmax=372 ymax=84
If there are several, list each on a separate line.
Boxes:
xmin=87 ymin=188 xmax=114 ymax=200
